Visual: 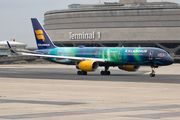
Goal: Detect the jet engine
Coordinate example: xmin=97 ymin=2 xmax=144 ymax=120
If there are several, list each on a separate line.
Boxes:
xmin=77 ymin=61 xmax=99 ymax=71
xmin=118 ymin=65 xmax=140 ymax=72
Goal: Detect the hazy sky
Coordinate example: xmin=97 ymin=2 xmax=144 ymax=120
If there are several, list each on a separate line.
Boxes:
xmin=0 ymin=0 xmax=180 ymax=47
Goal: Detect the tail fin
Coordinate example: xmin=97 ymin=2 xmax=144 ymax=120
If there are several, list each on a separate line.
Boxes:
xmin=31 ymin=18 xmax=56 ymax=49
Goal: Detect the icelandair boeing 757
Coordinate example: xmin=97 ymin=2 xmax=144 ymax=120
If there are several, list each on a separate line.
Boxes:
xmin=7 ymin=18 xmax=174 ymax=77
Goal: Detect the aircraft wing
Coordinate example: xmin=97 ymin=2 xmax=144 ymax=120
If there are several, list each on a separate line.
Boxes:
xmin=7 ymin=41 xmax=106 ymax=63
xmin=22 ymin=53 xmax=107 ymax=63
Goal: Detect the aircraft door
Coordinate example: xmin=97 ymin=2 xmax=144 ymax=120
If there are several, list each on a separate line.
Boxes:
xmin=149 ymin=50 xmax=154 ymax=60
xmin=118 ymin=49 xmax=123 ymax=59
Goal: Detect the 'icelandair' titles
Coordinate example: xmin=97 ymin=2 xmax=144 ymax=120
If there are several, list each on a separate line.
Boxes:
xmin=38 ymin=44 xmax=50 ymax=46
xmin=125 ymin=50 xmax=147 ymax=53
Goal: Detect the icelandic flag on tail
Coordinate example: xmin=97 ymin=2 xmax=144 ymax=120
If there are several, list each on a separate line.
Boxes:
xmin=31 ymin=18 xmax=56 ymax=49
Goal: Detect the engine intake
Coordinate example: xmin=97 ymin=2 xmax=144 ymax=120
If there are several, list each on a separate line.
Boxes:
xmin=118 ymin=65 xmax=140 ymax=72
xmin=77 ymin=61 xmax=99 ymax=71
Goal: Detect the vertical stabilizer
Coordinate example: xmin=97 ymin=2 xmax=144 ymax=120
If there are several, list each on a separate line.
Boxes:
xmin=31 ymin=18 xmax=56 ymax=49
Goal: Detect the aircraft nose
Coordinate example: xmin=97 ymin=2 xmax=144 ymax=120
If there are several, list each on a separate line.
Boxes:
xmin=166 ymin=57 xmax=174 ymax=65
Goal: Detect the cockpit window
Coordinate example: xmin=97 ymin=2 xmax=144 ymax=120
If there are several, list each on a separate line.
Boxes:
xmin=158 ymin=53 xmax=165 ymax=57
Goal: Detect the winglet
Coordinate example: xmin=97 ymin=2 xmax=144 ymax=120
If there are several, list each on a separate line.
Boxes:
xmin=7 ymin=41 xmax=16 ymax=53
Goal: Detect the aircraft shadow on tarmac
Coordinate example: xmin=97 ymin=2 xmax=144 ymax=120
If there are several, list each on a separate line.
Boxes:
xmin=0 ymin=68 xmax=180 ymax=84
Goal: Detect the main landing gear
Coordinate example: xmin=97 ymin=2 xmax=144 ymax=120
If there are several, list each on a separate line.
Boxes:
xmin=101 ymin=65 xmax=111 ymax=75
xmin=149 ymin=66 xmax=156 ymax=77
xmin=77 ymin=71 xmax=87 ymax=75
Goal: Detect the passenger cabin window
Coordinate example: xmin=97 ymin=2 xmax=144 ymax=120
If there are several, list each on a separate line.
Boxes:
xmin=158 ymin=53 xmax=165 ymax=57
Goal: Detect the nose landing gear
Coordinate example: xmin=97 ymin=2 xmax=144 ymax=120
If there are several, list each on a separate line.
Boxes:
xmin=150 ymin=66 xmax=156 ymax=77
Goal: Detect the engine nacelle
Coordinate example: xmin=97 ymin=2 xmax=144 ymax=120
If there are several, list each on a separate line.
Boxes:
xmin=77 ymin=61 xmax=99 ymax=71
xmin=118 ymin=65 xmax=140 ymax=72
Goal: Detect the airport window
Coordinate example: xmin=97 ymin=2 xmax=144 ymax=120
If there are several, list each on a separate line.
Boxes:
xmin=62 ymin=44 xmax=73 ymax=47
xmin=102 ymin=43 xmax=119 ymax=47
xmin=86 ymin=44 xmax=101 ymax=47
xmin=54 ymin=44 xmax=64 ymax=47
xmin=175 ymin=49 xmax=180 ymax=55
xmin=0 ymin=49 xmax=11 ymax=55
xmin=160 ymin=43 xmax=180 ymax=49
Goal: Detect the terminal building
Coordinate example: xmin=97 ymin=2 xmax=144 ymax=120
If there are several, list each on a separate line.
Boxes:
xmin=0 ymin=40 xmax=27 ymax=56
xmin=44 ymin=0 xmax=180 ymax=62
xmin=0 ymin=41 xmax=37 ymax=64
xmin=0 ymin=41 xmax=42 ymax=64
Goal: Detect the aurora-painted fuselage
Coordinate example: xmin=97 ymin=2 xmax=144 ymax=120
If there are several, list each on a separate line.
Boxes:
xmin=35 ymin=47 xmax=173 ymax=66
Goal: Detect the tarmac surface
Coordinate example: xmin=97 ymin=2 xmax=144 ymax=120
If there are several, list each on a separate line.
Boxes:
xmin=0 ymin=64 xmax=180 ymax=120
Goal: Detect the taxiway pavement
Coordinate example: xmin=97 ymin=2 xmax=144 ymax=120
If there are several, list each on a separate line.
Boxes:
xmin=0 ymin=64 xmax=180 ymax=120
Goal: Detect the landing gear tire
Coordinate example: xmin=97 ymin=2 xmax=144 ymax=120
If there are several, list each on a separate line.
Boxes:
xmin=107 ymin=71 xmax=110 ymax=75
xmin=83 ymin=71 xmax=87 ymax=75
xmin=77 ymin=71 xmax=81 ymax=75
xmin=101 ymin=71 xmax=110 ymax=75
xmin=101 ymin=71 xmax=105 ymax=75
xmin=77 ymin=71 xmax=87 ymax=75
xmin=149 ymin=73 xmax=155 ymax=77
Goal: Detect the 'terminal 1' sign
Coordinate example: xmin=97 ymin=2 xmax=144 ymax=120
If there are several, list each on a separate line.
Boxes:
xmin=69 ymin=31 xmax=101 ymax=40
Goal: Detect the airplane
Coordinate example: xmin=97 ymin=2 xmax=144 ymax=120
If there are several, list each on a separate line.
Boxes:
xmin=7 ymin=18 xmax=174 ymax=77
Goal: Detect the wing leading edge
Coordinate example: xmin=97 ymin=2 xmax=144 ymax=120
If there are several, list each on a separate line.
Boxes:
xmin=21 ymin=52 xmax=107 ymax=63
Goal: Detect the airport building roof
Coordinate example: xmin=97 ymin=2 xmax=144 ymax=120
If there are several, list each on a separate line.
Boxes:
xmin=119 ymin=0 xmax=147 ymax=4
xmin=0 ymin=40 xmax=27 ymax=49
xmin=66 ymin=0 xmax=178 ymax=10
xmin=45 ymin=1 xmax=179 ymax=16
